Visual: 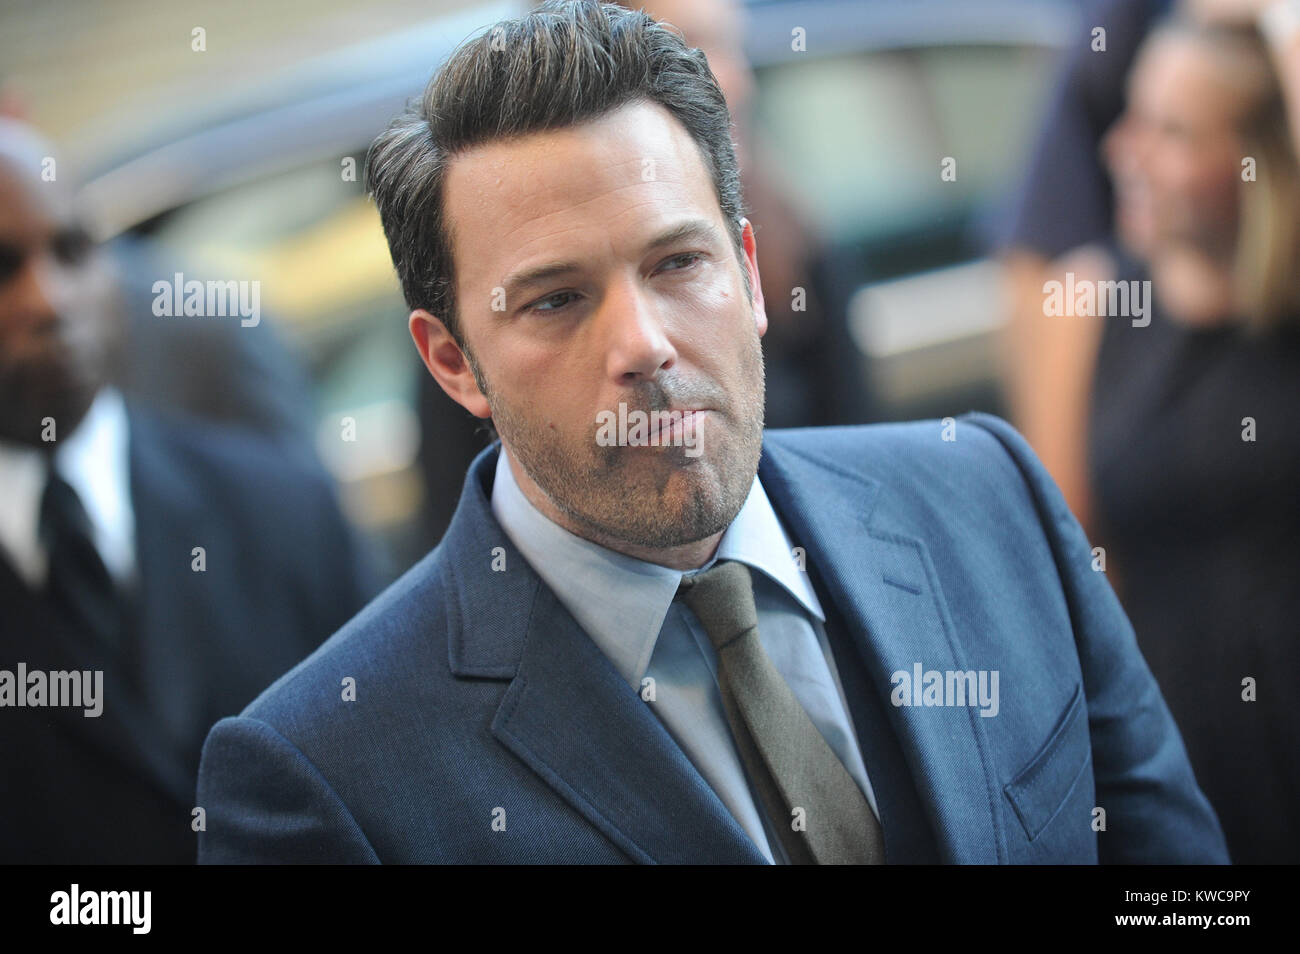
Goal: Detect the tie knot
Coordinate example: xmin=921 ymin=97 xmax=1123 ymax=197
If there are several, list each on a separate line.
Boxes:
xmin=676 ymin=560 xmax=759 ymax=650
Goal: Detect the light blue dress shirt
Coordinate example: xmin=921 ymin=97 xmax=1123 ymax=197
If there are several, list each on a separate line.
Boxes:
xmin=490 ymin=448 xmax=879 ymax=863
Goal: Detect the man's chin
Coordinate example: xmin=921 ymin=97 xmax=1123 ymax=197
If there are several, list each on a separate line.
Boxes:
xmin=0 ymin=382 xmax=98 ymax=447
xmin=574 ymin=510 xmax=732 ymax=552
xmin=560 ymin=467 xmax=745 ymax=550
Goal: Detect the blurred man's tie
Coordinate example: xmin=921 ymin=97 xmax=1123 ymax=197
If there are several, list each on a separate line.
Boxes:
xmin=677 ymin=560 xmax=885 ymax=864
xmin=39 ymin=468 xmax=123 ymax=651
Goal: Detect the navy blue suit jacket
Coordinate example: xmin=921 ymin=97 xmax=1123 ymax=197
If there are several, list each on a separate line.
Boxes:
xmin=196 ymin=412 xmax=1228 ymax=863
xmin=0 ymin=404 xmax=376 ymax=863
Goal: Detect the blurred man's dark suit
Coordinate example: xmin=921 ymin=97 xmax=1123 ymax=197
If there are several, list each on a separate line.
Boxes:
xmin=0 ymin=400 xmax=376 ymax=863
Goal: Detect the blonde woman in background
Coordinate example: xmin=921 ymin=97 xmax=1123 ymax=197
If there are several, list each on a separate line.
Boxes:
xmin=1005 ymin=14 xmax=1300 ymax=863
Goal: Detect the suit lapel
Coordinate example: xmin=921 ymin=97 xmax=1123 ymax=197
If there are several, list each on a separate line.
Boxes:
xmin=494 ymin=584 xmax=768 ymax=864
xmin=443 ymin=432 xmax=1009 ymax=863
xmin=758 ymin=435 xmax=1007 ymax=864
xmin=443 ymin=444 xmax=766 ymax=864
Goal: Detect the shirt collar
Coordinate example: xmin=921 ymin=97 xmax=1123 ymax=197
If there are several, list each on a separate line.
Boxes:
xmin=0 ymin=387 xmax=134 ymax=587
xmin=0 ymin=428 xmax=47 ymax=585
xmin=490 ymin=444 xmax=823 ymax=688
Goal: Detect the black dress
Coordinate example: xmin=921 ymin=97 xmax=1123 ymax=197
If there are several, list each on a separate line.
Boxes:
xmin=1087 ymin=249 xmax=1300 ymax=863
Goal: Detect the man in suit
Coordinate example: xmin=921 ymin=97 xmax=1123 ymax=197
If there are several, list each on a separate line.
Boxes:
xmin=0 ymin=119 xmax=377 ymax=863
xmin=197 ymin=0 xmax=1228 ymax=864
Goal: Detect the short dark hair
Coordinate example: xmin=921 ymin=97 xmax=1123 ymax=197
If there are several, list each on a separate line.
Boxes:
xmin=366 ymin=0 xmax=748 ymax=348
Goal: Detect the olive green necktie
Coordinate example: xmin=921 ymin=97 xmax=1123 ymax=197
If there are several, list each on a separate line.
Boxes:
xmin=677 ymin=560 xmax=885 ymax=864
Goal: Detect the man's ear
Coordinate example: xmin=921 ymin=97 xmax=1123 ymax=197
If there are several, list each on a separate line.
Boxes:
xmin=409 ymin=309 xmax=492 ymax=418
xmin=740 ymin=217 xmax=768 ymax=338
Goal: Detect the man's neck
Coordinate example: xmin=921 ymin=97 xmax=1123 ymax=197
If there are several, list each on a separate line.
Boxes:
xmin=504 ymin=448 xmax=723 ymax=571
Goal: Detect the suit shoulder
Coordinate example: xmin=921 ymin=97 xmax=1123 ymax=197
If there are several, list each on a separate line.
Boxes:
xmin=129 ymin=402 xmax=326 ymax=493
xmin=764 ymin=414 xmax=1027 ymax=487
xmin=761 ymin=415 xmax=1059 ymax=548
xmin=237 ymin=547 xmax=450 ymax=727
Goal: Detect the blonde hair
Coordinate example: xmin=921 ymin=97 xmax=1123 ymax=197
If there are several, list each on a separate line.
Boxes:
xmin=1158 ymin=18 xmax=1300 ymax=332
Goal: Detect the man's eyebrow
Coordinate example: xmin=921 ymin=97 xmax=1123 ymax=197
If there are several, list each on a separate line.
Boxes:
xmin=641 ymin=218 xmax=721 ymax=254
xmin=500 ymin=219 xmax=722 ymax=302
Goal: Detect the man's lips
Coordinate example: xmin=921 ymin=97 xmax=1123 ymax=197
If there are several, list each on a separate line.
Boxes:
xmin=647 ymin=408 xmax=707 ymax=441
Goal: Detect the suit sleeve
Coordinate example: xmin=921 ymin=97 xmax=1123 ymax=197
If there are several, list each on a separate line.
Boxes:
xmin=196 ymin=716 xmax=380 ymax=864
xmin=963 ymin=412 xmax=1230 ymax=864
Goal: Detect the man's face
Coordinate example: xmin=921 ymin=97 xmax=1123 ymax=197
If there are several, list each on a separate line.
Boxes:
xmin=0 ymin=158 xmax=117 ymax=447
xmin=439 ymin=99 xmax=767 ymax=551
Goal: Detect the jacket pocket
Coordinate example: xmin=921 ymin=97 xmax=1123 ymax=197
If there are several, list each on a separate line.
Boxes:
xmin=1004 ymin=682 xmax=1091 ymax=842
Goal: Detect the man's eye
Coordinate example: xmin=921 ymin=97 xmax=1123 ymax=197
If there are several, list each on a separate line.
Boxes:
xmin=51 ymin=229 xmax=93 ymax=266
xmin=529 ymin=290 xmax=581 ymax=314
xmin=525 ymin=255 xmax=703 ymax=313
xmin=659 ymin=252 xmax=703 ymax=272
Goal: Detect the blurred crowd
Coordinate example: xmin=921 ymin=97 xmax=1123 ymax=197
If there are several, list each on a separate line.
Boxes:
xmin=1 ymin=0 xmax=1296 ymax=863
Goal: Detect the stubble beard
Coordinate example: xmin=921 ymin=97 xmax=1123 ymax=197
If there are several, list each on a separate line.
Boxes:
xmin=474 ymin=326 xmax=766 ymax=551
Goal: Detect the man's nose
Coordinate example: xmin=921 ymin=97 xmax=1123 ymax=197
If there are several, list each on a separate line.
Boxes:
xmin=9 ymin=252 xmax=66 ymax=328
xmin=599 ymin=275 xmax=677 ymax=384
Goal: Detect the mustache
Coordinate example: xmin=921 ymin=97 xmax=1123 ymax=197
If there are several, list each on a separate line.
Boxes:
xmin=606 ymin=379 xmax=724 ymax=417
xmin=587 ymin=382 xmax=723 ymax=459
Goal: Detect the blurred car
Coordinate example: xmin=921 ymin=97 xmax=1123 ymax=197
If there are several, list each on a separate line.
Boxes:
xmin=743 ymin=0 xmax=1076 ymax=421
xmin=75 ymin=0 xmax=1077 ymax=574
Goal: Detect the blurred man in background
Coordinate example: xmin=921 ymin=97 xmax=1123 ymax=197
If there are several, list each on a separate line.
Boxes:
xmin=0 ymin=118 xmax=377 ymax=863
xmin=2 ymin=73 xmax=319 ymax=453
